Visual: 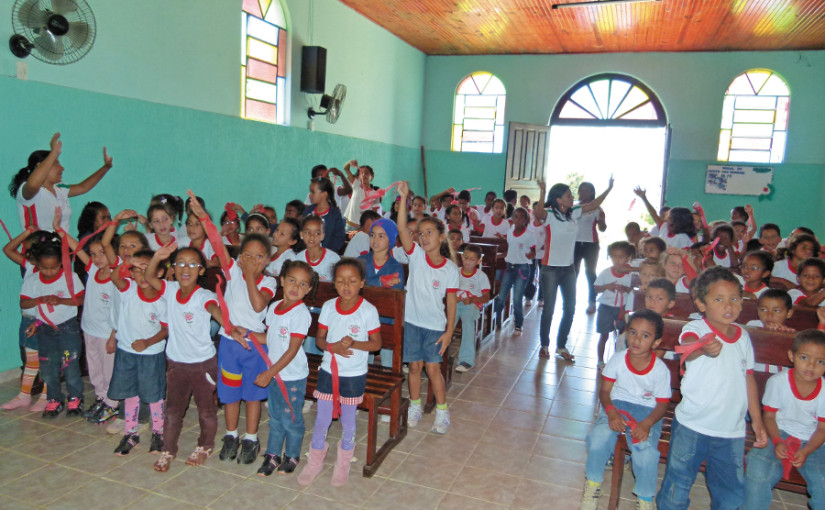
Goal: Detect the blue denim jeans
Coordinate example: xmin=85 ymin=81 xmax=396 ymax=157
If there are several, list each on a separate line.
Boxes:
xmin=525 ymin=260 xmax=543 ymax=301
xmin=744 ymin=430 xmax=825 ymax=510
xmin=37 ymin=319 xmax=84 ymax=402
xmin=656 ymin=416 xmax=745 ymax=510
xmin=454 ymin=302 xmax=480 ymax=367
xmin=539 ymin=264 xmax=577 ymax=349
xmin=574 ymin=241 xmax=600 ymax=305
xmin=495 ymin=263 xmax=531 ymax=329
xmin=266 ymin=377 xmax=306 ymax=459
xmin=585 ymin=400 xmax=663 ymax=499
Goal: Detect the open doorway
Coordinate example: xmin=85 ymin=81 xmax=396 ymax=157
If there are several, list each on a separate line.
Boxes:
xmin=545 ymin=74 xmax=669 ymax=246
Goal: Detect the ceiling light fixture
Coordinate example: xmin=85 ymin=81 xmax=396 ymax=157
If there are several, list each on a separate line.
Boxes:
xmin=552 ymin=0 xmax=662 ymax=9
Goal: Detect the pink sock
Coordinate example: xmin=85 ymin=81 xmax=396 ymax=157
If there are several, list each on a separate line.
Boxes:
xmin=149 ymin=400 xmax=164 ymax=434
xmin=124 ymin=396 xmax=140 ymax=434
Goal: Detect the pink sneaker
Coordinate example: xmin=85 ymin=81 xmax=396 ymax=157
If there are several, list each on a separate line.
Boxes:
xmin=1 ymin=394 xmax=31 ymax=410
xmin=29 ymin=395 xmax=47 ymax=412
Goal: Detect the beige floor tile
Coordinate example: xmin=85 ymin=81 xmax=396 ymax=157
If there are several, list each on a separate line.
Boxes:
xmin=500 ymin=393 xmax=554 ymax=414
xmin=363 ymin=479 xmax=446 ymax=510
xmin=532 ymin=434 xmax=588 ymax=463
xmin=286 ymin=492 xmax=358 ymax=509
xmin=0 ymin=417 xmax=57 ymax=448
xmin=437 ymin=493 xmax=507 ymax=509
xmin=304 ymin=460 xmax=386 ymax=501
xmin=208 ymin=478 xmax=299 ymax=509
xmin=455 ymin=385 xmax=509 ymax=406
xmin=389 ymin=453 xmax=461 ymax=490
xmin=45 ymin=478 xmax=147 ymax=510
xmin=0 ymin=448 xmax=49 ymax=485
xmin=1 ymin=464 xmax=95 ymax=506
xmin=549 ymin=400 xmax=599 ymax=422
xmin=56 ymin=440 xmax=133 ymax=475
xmin=511 ymin=477 xmax=583 ymax=509
xmin=153 ymin=463 xmax=244 ymax=507
xmin=0 ymin=493 xmax=37 ymax=510
xmin=126 ymin=493 xmax=213 ymax=509
xmin=466 ymin=441 xmax=526 ymax=477
xmin=523 ymin=454 xmax=585 ymax=487
xmin=448 ymin=465 xmax=521 ymax=505
xmin=543 ymin=416 xmax=593 ymax=440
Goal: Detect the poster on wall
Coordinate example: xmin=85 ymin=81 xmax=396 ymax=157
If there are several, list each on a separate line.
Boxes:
xmin=705 ymin=165 xmax=773 ymax=196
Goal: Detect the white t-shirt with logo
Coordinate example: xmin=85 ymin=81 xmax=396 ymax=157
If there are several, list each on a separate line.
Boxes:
xmin=788 ymin=289 xmax=825 ymax=307
xmin=763 ymin=369 xmax=825 ymax=440
xmin=505 ymin=227 xmax=536 ymax=265
xmin=404 ymin=243 xmax=459 ymax=331
xmin=542 ymin=207 xmax=583 ymax=267
xmin=676 ymin=319 xmax=755 ymax=438
xmin=595 ymin=267 xmax=633 ymax=308
xmin=16 ymin=185 xmax=70 ymax=232
xmin=344 ymin=231 xmax=371 ymax=258
xmin=81 ymin=261 xmax=116 ymax=338
xmin=602 ymin=349 xmax=671 ymax=408
xmin=480 ymin=216 xmax=510 ymax=238
xmin=176 ymin=235 xmax=217 ymax=262
xmin=114 ymin=279 xmax=168 ymax=355
xmin=664 ymin=232 xmax=693 ymax=250
xmin=266 ymin=249 xmax=297 ymax=277
xmin=457 ymin=268 xmax=491 ymax=310
xmin=529 ymin=220 xmax=547 ymax=261
xmin=675 ymin=276 xmax=691 ymax=294
xmin=575 ymin=207 xmax=602 ymax=243
xmin=265 ymin=300 xmax=311 ymax=381
xmin=318 ymin=297 xmax=381 ymax=377
xmin=218 ymin=259 xmax=277 ymax=337
xmin=147 ymin=229 xmax=181 ymax=252
xmin=165 ymin=282 xmax=218 ymax=363
xmin=771 ymin=259 xmax=797 ymax=284
xmin=21 ymin=269 xmax=84 ymax=326
xmin=299 ymin=248 xmax=340 ymax=282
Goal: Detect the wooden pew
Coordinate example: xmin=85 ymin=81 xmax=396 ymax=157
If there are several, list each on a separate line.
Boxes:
xmin=606 ymin=319 xmax=808 ymax=509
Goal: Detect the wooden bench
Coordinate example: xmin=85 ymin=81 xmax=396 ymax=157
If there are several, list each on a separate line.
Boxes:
xmin=607 ymin=318 xmax=808 ymax=509
xmin=630 ymin=290 xmax=820 ymax=331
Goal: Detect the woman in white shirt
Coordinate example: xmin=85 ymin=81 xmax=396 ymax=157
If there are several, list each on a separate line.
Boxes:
xmin=533 ymin=177 xmax=614 ymax=361
xmin=573 ymin=182 xmax=607 ymax=315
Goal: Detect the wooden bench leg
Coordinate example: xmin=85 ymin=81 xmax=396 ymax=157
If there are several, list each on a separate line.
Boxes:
xmin=607 ymin=437 xmax=627 ymax=510
xmin=362 ymin=390 xmax=409 ymax=477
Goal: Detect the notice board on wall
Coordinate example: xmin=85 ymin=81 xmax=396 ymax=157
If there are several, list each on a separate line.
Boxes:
xmin=705 ymin=165 xmax=773 ymax=196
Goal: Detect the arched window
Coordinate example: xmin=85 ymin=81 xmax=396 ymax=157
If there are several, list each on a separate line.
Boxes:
xmin=241 ymin=0 xmax=288 ymax=125
xmin=551 ymin=73 xmax=666 ymax=127
xmin=717 ymin=69 xmax=790 ymax=164
xmin=452 ymin=72 xmax=506 ymax=153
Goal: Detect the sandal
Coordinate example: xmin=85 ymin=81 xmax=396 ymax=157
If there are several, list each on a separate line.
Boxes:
xmin=185 ymin=446 xmax=213 ymax=466
xmin=153 ymin=451 xmax=175 ymax=472
xmin=556 ymin=348 xmax=575 ymax=362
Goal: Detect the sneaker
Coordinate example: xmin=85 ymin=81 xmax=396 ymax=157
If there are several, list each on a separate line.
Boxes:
xmin=237 ymin=439 xmax=260 ymax=464
xmin=114 ymin=433 xmax=140 ymax=456
xmin=277 ymin=456 xmax=299 ymax=474
xmin=408 ymin=402 xmax=423 ymax=428
xmin=41 ymin=399 xmax=64 ymax=418
xmin=84 ymin=398 xmax=104 ymax=421
xmin=257 ymin=453 xmax=280 ymax=476
xmin=556 ymin=347 xmax=575 ymax=361
xmin=538 ymin=347 xmax=550 ymax=358
xmin=514 ymin=327 xmax=523 ymax=337
xmin=95 ymin=403 xmax=117 ymax=423
xmin=219 ymin=434 xmax=240 ymax=461
xmin=636 ymin=498 xmax=654 ymax=510
xmin=149 ymin=432 xmax=164 ymax=453
xmin=106 ymin=418 xmax=126 ymax=434
xmin=1 ymin=393 xmax=31 ymax=410
xmin=455 ymin=362 xmax=472 ymax=373
xmin=66 ymin=397 xmax=83 ymax=416
xmin=432 ymin=408 xmax=451 ymax=434
xmin=586 ymin=303 xmax=597 ymax=314
xmin=29 ymin=394 xmax=48 ymax=412
xmin=302 ymin=400 xmax=314 ymax=413
xmin=580 ymin=480 xmax=602 ymax=510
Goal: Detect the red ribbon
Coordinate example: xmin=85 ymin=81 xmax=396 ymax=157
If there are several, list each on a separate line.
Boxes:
xmin=681 ymin=255 xmax=698 ymax=280
xmin=615 ymin=409 xmax=641 ymax=444
xmin=701 ymin=237 xmax=721 ymax=257
xmin=360 ymin=181 xmax=400 ymax=211
xmin=215 ymin=274 xmax=234 ymax=333
xmin=118 ymin=262 xmax=132 ymax=280
xmin=225 ymin=203 xmax=239 ymax=222
xmin=201 ymin=216 xmax=232 ymax=276
xmin=36 ymin=297 xmax=57 ymax=329
xmin=674 ymin=332 xmax=716 ymax=375
xmin=74 ymin=220 xmax=118 ymax=255
xmin=628 ymin=198 xmax=637 ymax=211
xmin=782 ymin=436 xmax=802 ymax=479
xmin=331 ymin=354 xmax=341 ymax=419
xmin=60 ymin=235 xmax=79 ymax=306
xmin=379 ymin=273 xmax=399 ymax=288
xmin=247 ymin=330 xmax=295 ymax=423
xmin=0 ymin=217 xmax=12 ymax=242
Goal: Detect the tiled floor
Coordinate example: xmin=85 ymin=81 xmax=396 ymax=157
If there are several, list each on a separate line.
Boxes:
xmin=0 ymin=291 xmax=813 ymax=509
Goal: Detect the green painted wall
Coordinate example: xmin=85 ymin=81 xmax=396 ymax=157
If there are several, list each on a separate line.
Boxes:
xmin=421 ymin=51 xmax=825 ymax=232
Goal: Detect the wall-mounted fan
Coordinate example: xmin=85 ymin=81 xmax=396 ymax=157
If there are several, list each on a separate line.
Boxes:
xmin=307 ymin=84 xmax=347 ymax=124
xmin=9 ymin=0 xmax=97 ymax=65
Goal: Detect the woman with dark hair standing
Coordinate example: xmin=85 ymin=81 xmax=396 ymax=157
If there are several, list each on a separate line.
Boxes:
xmin=10 ymin=133 xmax=113 ymax=233
xmin=534 ymin=177 xmax=613 ymax=361
xmin=573 ymin=182 xmax=607 ymax=315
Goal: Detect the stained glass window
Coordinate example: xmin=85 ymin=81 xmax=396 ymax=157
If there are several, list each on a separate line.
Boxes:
xmin=241 ymin=0 xmax=287 ymax=125
xmin=551 ymin=74 xmax=665 ymax=126
xmin=718 ymin=69 xmax=790 ymax=164
xmin=452 ymin=72 xmax=506 ymax=153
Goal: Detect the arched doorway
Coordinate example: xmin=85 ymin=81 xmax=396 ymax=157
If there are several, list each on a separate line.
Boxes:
xmin=547 ymin=73 xmax=669 ymax=245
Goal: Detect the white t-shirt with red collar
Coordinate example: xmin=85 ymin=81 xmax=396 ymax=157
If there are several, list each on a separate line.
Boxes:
xmin=675 ymin=276 xmax=691 ymax=294
xmin=147 ymin=229 xmax=181 ymax=252
xmin=165 ymin=282 xmax=218 ymax=363
xmin=575 ymin=207 xmax=602 ymax=243
xmin=595 ymin=267 xmax=633 ymax=308
xmin=763 ymin=369 xmax=825 ymax=440
xmin=676 ymin=319 xmax=755 ymax=438
xmin=21 ymin=269 xmax=84 ymax=326
xmin=298 ymin=248 xmax=340 ymax=282
xmin=266 ymin=249 xmax=297 ymax=277
xmin=457 ymin=268 xmax=491 ymax=310
xmin=265 ymin=299 xmax=311 ymax=381
xmin=431 ymin=206 xmax=446 ymax=221
xmin=602 ymin=349 xmax=672 ymax=408
xmin=542 ymin=207 xmax=583 ymax=267
xmin=735 ymin=274 xmax=768 ymax=298
xmin=664 ymin=232 xmax=693 ymax=250
xmin=712 ymin=248 xmax=733 ymax=268
xmin=114 ymin=279 xmax=168 ymax=355
xmin=787 ymin=289 xmax=825 ymax=307
xmin=81 ymin=260 xmax=116 ymax=338
xmin=771 ymin=259 xmax=797 ymax=284
xmin=218 ymin=259 xmax=277 ymax=337
xmin=529 ymin=220 xmax=547 ymax=261
xmin=505 ymin=227 xmax=536 ymax=265
xmin=176 ymin=235 xmax=217 ymax=262
xmin=479 ymin=216 xmax=510 ymax=238
xmin=343 ymin=231 xmax=371 ymax=258
xmin=318 ymin=297 xmax=380 ymax=377
xmin=474 ymin=205 xmax=493 ymax=222
xmin=404 ymin=243 xmax=459 ymax=331
xmin=16 ymin=185 xmax=70 ymax=232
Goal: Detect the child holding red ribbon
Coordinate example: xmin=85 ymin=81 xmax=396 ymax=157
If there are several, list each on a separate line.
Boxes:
xmin=657 ymin=267 xmax=768 ymax=510
xmin=245 ymin=259 xmax=318 ymax=476
xmin=581 ymin=309 xmax=671 ymax=510
xmin=744 ymin=329 xmax=825 ymax=510
xmin=19 ymin=237 xmax=85 ymax=418
xmin=298 ymin=258 xmax=381 ymax=487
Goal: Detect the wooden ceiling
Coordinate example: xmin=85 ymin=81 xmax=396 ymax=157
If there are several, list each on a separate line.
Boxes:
xmin=338 ymin=0 xmax=825 ymax=55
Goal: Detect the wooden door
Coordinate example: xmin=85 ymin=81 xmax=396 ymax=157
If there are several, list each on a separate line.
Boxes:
xmin=504 ymin=122 xmax=548 ymax=205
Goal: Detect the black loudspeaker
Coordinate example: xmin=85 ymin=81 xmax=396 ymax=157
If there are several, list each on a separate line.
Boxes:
xmin=301 ymin=46 xmax=327 ymax=94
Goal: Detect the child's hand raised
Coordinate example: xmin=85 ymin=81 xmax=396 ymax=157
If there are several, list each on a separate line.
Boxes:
xmin=154 ymin=241 xmax=178 ymax=260
xmin=186 ymin=189 xmax=209 ymax=220
xmin=633 ymin=186 xmax=646 ymax=197
xmin=49 ymin=132 xmax=62 ymax=154
xmin=102 ymin=147 xmax=113 ymax=168
xmin=114 ymin=209 xmax=138 ymax=222
xmin=52 ymin=207 xmax=62 ymax=232
xmin=397 ymin=181 xmax=410 ymax=198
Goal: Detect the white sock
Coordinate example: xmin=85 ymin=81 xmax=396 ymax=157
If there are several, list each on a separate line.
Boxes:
xmin=244 ymin=432 xmax=258 ymax=442
xmin=226 ymin=429 xmax=238 ymax=438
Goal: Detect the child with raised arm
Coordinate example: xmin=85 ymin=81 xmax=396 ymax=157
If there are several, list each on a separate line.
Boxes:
xmin=657 ymin=267 xmax=768 ymax=510
xmin=744 ymin=329 xmax=825 ymax=509
xmin=298 ymin=259 xmax=382 ymax=487
xmin=397 ymin=181 xmax=459 ymax=434
xmin=145 ymin=242 xmax=224 ymax=472
xmin=582 ymin=310 xmax=671 ymax=510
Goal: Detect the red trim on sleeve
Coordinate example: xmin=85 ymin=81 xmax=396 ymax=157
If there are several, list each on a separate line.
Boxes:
xmin=818 ymin=417 xmax=825 ymax=423
xmin=204 ymin=299 xmax=218 ymax=310
xmin=290 ymin=333 xmax=307 ymax=340
xmin=368 ymin=327 xmax=380 ymax=335
xmin=404 ymin=244 xmax=415 ymax=256
xmin=261 ymin=287 xmax=275 ymax=298
xmin=601 ymin=375 xmax=616 ymax=382
xmin=318 ymin=323 xmax=329 ymax=330
xmin=746 ymin=369 xmax=754 ymax=374
xmin=763 ymin=405 xmax=779 ymax=412
xmin=446 ymin=288 xmax=458 ymax=293
xmin=655 ymin=397 xmax=670 ymax=403
xmin=159 ymin=322 xmax=168 ymax=328
xmin=20 ymin=294 xmax=32 ymax=300
xmin=680 ymin=332 xmax=700 ymax=344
